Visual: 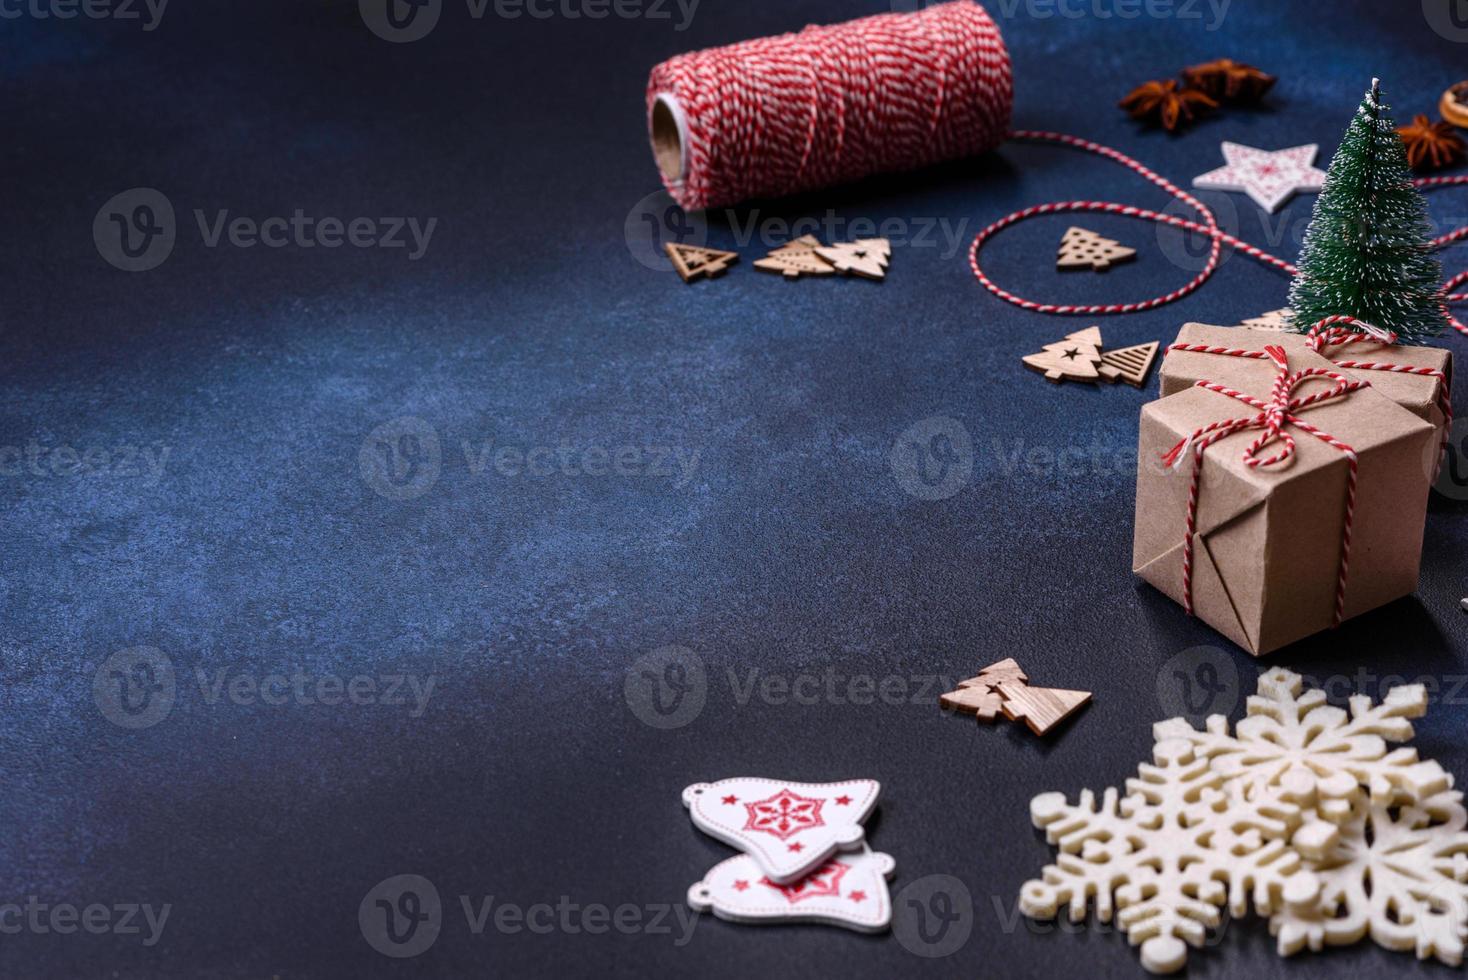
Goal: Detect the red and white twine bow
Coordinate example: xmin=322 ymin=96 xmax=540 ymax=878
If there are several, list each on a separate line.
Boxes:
xmin=1160 ymin=338 xmax=1369 ymax=626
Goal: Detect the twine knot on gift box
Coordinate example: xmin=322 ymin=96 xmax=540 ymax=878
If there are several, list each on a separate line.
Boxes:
xmin=1160 ymin=337 xmax=1371 ymax=624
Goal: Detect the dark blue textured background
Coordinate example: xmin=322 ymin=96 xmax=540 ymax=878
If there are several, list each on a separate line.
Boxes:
xmin=4 ymin=0 xmax=1468 ymax=976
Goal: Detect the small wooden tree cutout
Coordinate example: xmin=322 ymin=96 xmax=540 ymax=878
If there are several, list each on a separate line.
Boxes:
xmin=1057 ymin=226 xmax=1137 ymax=272
xmin=754 ymin=235 xmax=837 ymax=279
xmin=814 ymin=238 xmax=890 ymax=280
xmin=665 ymin=242 xmax=739 ymax=282
xmin=1022 ymin=326 xmax=1106 ymax=383
xmin=1098 ymin=341 xmax=1160 ymax=387
xmin=940 ymin=658 xmax=1091 ymax=736
xmin=996 ymin=682 xmax=1092 ymax=736
xmin=941 ymin=658 xmax=1028 ymax=721
xmin=1240 ymin=308 xmax=1294 ymax=332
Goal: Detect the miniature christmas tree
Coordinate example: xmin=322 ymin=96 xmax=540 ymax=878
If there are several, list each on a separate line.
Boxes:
xmin=1287 ymin=79 xmax=1448 ymax=343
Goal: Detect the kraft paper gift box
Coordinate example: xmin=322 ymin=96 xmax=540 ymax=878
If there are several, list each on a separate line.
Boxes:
xmin=1162 ymin=323 xmax=1452 ymax=436
xmin=1133 ymin=325 xmax=1447 ymax=656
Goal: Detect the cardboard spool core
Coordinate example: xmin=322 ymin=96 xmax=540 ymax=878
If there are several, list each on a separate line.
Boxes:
xmin=651 ymin=94 xmax=687 ymax=184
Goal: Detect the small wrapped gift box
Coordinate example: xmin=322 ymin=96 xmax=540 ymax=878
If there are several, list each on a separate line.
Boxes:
xmin=1132 ymin=323 xmax=1450 ymax=656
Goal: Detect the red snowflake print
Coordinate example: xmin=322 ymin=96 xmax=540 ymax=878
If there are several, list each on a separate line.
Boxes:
xmin=743 ymin=788 xmax=824 ymax=841
xmin=760 ymin=862 xmax=849 ymax=905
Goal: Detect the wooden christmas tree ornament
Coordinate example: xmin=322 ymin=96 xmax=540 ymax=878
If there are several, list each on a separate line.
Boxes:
xmin=1098 ymin=341 xmax=1160 ymax=387
xmin=1057 ymin=226 xmax=1136 ymax=272
xmin=1022 ymin=327 xmax=1106 ymax=383
xmin=941 ymin=658 xmax=1029 ymax=721
xmin=754 ymin=235 xmax=837 ymax=279
xmin=995 ymin=681 xmax=1092 ymax=736
xmin=940 ymin=658 xmax=1091 ymax=736
xmin=1239 ymin=308 xmax=1293 ymax=332
xmin=665 ymin=242 xmax=739 ymax=282
xmin=814 ymin=238 xmax=890 ymax=280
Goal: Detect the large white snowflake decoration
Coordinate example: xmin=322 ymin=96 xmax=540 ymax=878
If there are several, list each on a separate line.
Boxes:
xmin=1273 ymin=786 xmax=1468 ymax=966
xmin=1155 ymin=668 xmax=1449 ymax=841
xmin=1020 ymin=738 xmax=1314 ymax=974
xmin=1020 ymin=668 xmax=1467 ymax=973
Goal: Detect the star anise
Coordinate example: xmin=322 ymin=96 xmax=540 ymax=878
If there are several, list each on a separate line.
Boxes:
xmin=1181 ymin=58 xmax=1276 ymax=104
xmin=1397 ymin=114 xmax=1466 ymax=171
xmin=1119 ymin=79 xmax=1218 ymax=132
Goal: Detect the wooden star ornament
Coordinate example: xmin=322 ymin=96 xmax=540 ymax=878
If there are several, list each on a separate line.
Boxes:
xmin=1397 ymin=115 xmax=1466 ymax=172
xmin=1119 ymin=79 xmax=1218 ymax=132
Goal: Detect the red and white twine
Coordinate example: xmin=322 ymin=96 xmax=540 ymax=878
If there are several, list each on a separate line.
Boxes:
xmin=1161 ymin=316 xmax=1451 ymax=627
xmin=647 ymin=1 xmax=1012 ymax=212
xmin=1161 ymin=341 xmax=1366 ymax=624
xmin=969 ymin=131 xmax=1468 ymax=335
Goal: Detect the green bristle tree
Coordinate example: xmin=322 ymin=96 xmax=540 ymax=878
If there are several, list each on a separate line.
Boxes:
xmin=1288 ymin=79 xmax=1448 ymax=343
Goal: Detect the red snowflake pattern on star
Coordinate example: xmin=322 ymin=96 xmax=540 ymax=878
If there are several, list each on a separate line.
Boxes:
xmin=759 ymin=862 xmax=849 ymax=905
xmin=743 ymin=787 xmax=825 ymax=841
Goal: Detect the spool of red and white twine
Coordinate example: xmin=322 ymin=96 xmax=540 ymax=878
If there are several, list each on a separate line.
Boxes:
xmin=646 ymin=2 xmax=1468 ymax=336
xmin=645 ymin=1 xmax=1013 ymax=213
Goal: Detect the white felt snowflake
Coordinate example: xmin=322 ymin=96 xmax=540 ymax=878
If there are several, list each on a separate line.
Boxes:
xmin=1272 ymin=786 xmax=1468 ymax=966
xmin=1020 ymin=738 xmax=1315 ymax=974
xmin=1154 ymin=668 xmax=1449 ymax=841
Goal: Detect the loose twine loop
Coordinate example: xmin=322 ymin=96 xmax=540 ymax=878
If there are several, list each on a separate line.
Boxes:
xmin=969 ymin=130 xmax=1468 ymax=334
